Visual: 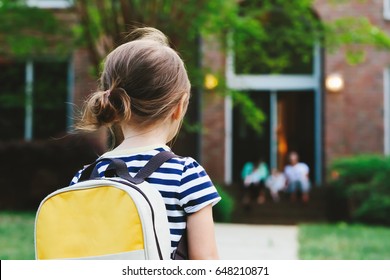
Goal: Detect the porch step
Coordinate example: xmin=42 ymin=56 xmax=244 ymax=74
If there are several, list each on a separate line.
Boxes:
xmin=225 ymin=185 xmax=329 ymax=225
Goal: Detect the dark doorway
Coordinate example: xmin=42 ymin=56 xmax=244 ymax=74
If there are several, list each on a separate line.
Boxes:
xmin=233 ymin=91 xmax=270 ymax=182
xmin=277 ymin=91 xmax=315 ymax=182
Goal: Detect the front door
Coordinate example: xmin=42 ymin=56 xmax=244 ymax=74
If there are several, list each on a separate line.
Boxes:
xmin=233 ymin=90 xmax=315 ymax=182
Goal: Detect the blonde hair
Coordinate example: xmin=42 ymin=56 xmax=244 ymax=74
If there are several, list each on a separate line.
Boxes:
xmin=76 ymin=27 xmax=191 ymax=135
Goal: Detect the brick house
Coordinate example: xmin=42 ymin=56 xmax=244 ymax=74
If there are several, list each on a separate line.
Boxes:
xmin=202 ymin=0 xmax=390 ymax=186
xmin=1 ymin=0 xmax=390 ymax=186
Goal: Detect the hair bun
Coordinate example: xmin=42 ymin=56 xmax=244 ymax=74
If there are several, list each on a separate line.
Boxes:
xmin=127 ymin=27 xmax=169 ymax=46
xmin=76 ymin=88 xmax=131 ymax=131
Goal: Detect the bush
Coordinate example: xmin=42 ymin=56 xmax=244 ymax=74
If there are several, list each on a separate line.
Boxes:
xmin=0 ymin=134 xmax=102 ymax=211
xmin=213 ymin=184 xmax=235 ymax=223
xmin=328 ymin=154 xmax=390 ymax=225
xmin=0 ymin=136 xmax=237 ymax=223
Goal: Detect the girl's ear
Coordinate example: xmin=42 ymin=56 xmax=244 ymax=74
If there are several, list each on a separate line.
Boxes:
xmin=172 ymin=95 xmax=188 ymax=120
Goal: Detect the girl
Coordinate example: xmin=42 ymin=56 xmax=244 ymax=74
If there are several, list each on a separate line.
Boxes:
xmin=71 ymin=27 xmax=220 ymax=259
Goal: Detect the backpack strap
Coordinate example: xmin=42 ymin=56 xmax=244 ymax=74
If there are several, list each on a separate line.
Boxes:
xmin=134 ymin=151 xmax=177 ymax=181
xmin=79 ymin=150 xmax=177 ymax=184
xmin=172 ymin=230 xmax=188 ymax=260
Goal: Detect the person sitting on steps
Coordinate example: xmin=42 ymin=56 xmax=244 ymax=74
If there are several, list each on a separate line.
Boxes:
xmin=283 ymin=151 xmax=310 ymax=203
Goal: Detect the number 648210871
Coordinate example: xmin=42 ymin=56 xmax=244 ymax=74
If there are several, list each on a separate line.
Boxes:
xmin=215 ymin=266 xmax=269 ymax=276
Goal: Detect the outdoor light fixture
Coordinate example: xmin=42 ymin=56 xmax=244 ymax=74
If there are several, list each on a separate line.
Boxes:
xmin=326 ymin=73 xmax=344 ymax=92
xmin=204 ymin=74 xmax=218 ymax=90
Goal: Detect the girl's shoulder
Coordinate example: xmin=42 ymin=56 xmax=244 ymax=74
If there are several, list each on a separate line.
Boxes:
xmin=70 ymin=145 xmax=207 ymax=185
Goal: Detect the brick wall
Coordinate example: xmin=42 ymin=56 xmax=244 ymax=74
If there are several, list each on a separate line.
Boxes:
xmin=314 ymin=0 xmax=390 ymax=164
xmin=72 ymin=47 xmax=108 ymax=151
xmin=201 ymin=37 xmax=226 ymax=183
xmin=73 ymin=48 xmax=97 ymax=108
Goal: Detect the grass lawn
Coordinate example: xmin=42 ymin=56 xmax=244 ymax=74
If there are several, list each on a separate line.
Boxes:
xmin=0 ymin=211 xmax=35 ymax=260
xmin=2 ymin=211 xmax=390 ymax=260
xmin=299 ymin=223 xmax=390 ymax=259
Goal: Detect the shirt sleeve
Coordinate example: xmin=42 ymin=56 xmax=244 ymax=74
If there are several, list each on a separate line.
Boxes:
xmin=178 ymin=157 xmax=221 ymax=214
xmin=69 ymin=170 xmax=82 ymax=186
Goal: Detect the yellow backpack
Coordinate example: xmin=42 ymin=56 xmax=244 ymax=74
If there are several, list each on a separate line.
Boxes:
xmin=34 ymin=151 xmax=175 ymax=260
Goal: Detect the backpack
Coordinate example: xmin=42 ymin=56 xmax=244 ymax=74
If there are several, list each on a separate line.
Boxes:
xmin=34 ymin=151 xmax=176 ymax=260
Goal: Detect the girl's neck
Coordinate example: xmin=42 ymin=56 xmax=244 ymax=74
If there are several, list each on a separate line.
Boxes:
xmin=114 ymin=122 xmax=171 ymax=150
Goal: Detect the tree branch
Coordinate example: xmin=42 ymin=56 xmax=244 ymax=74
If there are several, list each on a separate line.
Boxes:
xmin=76 ymin=0 xmax=101 ymax=73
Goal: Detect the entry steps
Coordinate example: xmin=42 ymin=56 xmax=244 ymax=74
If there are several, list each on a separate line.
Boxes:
xmin=227 ymin=185 xmax=329 ymax=225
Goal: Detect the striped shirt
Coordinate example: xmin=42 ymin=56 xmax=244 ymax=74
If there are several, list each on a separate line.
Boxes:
xmin=70 ymin=145 xmax=221 ymax=257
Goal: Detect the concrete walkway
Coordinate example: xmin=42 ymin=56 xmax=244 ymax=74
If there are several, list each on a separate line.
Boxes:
xmin=214 ymin=223 xmax=298 ymax=260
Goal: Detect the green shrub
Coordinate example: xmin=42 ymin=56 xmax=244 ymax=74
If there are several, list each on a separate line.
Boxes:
xmin=328 ymin=154 xmax=390 ymax=225
xmin=213 ymin=184 xmax=235 ymax=223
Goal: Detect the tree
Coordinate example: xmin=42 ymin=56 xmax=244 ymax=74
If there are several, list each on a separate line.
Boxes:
xmin=0 ymin=0 xmax=71 ymax=58
xmin=3 ymin=0 xmax=390 ymax=133
xmin=73 ymin=0 xmax=390 ymax=133
xmin=74 ymin=0 xmax=390 ymax=71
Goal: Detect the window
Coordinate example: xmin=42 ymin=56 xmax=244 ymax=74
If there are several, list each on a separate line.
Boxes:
xmin=26 ymin=0 xmax=73 ymax=9
xmin=34 ymin=61 xmax=68 ymax=139
xmin=384 ymin=0 xmax=390 ymax=20
xmin=0 ymin=60 xmax=70 ymax=141
xmin=0 ymin=62 xmax=25 ymax=140
xmin=232 ymin=1 xmax=316 ymax=75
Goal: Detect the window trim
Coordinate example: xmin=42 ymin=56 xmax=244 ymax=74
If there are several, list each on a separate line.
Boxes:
xmin=384 ymin=0 xmax=390 ymax=20
xmin=26 ymin=0 xmax=73 ymax=9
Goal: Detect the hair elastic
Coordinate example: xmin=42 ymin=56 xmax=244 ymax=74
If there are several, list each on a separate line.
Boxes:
xmin=104 ymin=89 xmax=111 ymax=98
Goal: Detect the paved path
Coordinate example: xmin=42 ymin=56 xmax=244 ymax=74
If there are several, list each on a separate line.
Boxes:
xmin=214 ymin=223 xmax=298 ymax=260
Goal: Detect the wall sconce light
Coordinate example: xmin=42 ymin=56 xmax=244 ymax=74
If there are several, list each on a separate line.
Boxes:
xmin=204 ymin=74 xmax=218 ymax=90
xmin=326 ymin=73 xmax=344 ymax=92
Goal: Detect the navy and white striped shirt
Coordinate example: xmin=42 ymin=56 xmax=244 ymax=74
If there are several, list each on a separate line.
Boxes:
xmin=70 ymin=145 xmax=221 ymax=256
